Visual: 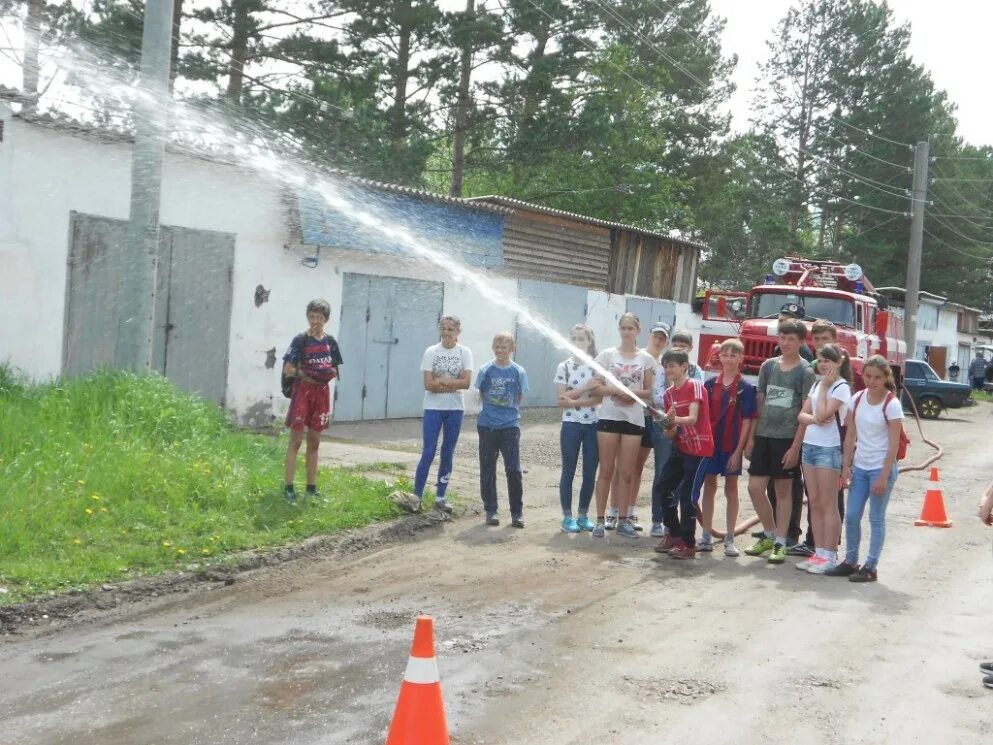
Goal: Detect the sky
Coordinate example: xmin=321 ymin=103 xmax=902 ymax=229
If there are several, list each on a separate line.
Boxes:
xmin=2 ymin=1 xmax=990 ymax=146
xmin=708 ymin=0 xmax=992 ymax=146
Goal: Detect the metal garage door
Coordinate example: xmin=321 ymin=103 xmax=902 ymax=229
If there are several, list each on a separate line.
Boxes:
xmin=64 ymin=213 xmax=235 ymax=405
xmin=625 ymin=296 xmax=677 ymax=347
xmin=514 ymin=279 xmax=589 ymax=407
xmin=335 ymin=273 xmax=443 ymax=421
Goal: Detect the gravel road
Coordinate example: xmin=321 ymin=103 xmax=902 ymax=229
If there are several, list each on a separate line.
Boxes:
xmin=2 ymin=405 xmax=992 ymax=745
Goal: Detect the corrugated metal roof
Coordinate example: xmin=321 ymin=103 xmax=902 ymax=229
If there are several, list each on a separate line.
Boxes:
xmin=468 ymin=195 xmax=708 ymax=250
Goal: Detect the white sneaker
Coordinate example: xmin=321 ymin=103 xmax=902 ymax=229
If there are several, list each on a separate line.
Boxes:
xmin=696 ymin=537 xmax=715 ymax=552
xmin=806 ymin=556 xmax=836 ymax=575
xmin=724 ymin=541 xmax=739 ymax=558
xmin=605 ymin=513 xmax=618 ymax=530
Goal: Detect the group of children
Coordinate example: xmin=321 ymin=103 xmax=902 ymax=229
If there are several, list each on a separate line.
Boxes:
xmin=281 ymin=298 xmax=905 ymax=582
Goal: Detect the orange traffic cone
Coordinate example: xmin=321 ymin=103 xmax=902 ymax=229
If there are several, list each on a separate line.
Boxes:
xmin=385 ymin=615 xmax=449 ymax=745
xmin=914 ymin=467 xmax=952 ymax=528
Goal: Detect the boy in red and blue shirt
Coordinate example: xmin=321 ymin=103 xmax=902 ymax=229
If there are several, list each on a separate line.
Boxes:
xmin=282 ymin=298 xmax=343 ymax=503
xmin=652 ymin=349 xmax=714 ymax=560
xmin=693 ymin=339 xmax=757 ymax=556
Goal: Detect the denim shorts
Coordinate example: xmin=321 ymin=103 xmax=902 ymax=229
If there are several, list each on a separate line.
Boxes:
xmin=802 ymin=442 xmax=842 ymax=470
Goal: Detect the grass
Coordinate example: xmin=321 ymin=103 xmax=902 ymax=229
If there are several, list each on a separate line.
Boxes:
xmin=0 ymin=366 xmax=412 ymax=605
xmin=972 ymin=390 xmax=993 ymax=404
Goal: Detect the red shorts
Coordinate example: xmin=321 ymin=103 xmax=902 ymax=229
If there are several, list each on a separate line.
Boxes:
xmin=285 ymin=380 xmax=331 ymax=432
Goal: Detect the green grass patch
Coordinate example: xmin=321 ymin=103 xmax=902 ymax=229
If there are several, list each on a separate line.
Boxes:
xmin=972 ymin=390 xmax=993 ymax=404
xmin=0 ymin=366 xmax=410 ymax=604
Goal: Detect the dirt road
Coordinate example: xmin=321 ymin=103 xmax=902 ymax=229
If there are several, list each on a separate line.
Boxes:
xmin=3 ymin=406 xmax=993 ymax=745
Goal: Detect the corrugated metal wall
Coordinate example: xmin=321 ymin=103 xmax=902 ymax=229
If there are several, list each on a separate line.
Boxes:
xmin=501 ymin=213 xmax=611 ymax=289
xmin=608 ymin=230 xmax=689 ymax=301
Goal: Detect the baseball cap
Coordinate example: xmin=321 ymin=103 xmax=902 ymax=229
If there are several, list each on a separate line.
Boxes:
xmin=650 ymin=321 xmax=672 ymax=336
xmin=779 ymin=302 xmax=805 ymax=319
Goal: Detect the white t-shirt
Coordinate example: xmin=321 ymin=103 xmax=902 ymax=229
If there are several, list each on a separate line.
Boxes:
xmin=803 ymin=380 xmax=852 ymax=448
xmin=554 ymin=358 xmax=599 ymax=424
xmin=421 ymin=343 xmax=474 ymax=411
xmin=852 ymin=390 xmax=905 ymax=470
xmin=594 ymin=347 xmax=656 ymax=426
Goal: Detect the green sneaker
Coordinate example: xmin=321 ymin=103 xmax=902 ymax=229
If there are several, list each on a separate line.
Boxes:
xmin=744 ymin=537 xmax=775 ymax=556
xmin=768 ymin=544 xmax=788 ymax=564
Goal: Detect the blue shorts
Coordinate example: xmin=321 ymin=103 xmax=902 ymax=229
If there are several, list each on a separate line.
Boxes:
xmin=802 ymin=442 xmax=842 ymax=470
xmin=698 ymin=450 xmax=743 ymax=478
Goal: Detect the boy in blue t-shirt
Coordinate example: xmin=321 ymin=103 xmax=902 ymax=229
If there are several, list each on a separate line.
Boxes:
xmin=475 ymin=332 xmax=529 ymax=528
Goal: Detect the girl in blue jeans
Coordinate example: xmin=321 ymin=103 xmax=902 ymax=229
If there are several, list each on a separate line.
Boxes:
xmin=554 ymin=325 xmax=601 ymax=533
xmin=414 ymin=316 xmax=474 ymax=514
xmin=828 ymin=356 xmax=904 ymax=582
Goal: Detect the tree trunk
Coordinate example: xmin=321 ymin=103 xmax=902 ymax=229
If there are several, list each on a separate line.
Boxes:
xmin=450 ymin=0 xmax=475 ymax=197
xmin=169 ymin=0 xmax=184 ymax=92
xmin=227 ymin=0 xmax=251 ymax=102
xmin=511 ymin=23 xmax=549 ymax=188
xmin=391 ymin=0 xmax=412 ymax=150
xmin=22 ymin=0 xmax=44 ymax=113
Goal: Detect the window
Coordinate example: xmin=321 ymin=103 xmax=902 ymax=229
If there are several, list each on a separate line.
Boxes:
xmin=906 ymin=361 xmax=939 ymax=381
xmin=748 ymin=292 xmax=855 ymax=326
xmin=918 ymin=303 xmax=938 ymax=331
xmin=856 ymin=304 xmax=863 ymax=330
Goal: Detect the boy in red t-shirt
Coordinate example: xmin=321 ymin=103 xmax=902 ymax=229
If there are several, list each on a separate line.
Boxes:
xmin=651 ymin=350 xmax=714 ymax=560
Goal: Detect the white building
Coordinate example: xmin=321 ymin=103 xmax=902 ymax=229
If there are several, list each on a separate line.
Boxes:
xmin=0 ymin=104 xmax=702 ymax=423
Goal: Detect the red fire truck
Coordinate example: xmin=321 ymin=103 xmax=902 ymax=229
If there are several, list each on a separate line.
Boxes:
xmin=702 ymin=257 xmax=907 ymax=382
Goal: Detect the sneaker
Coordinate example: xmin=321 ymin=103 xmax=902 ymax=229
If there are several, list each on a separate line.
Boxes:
xmin=485 ymin=513 xmax=500 ymax=526
xmin=511 ymin=516 xmax=525 ymax=529
xmin=605 ymin=514 xmax=618 ymax=530
xmin=795 ymin=556 xmax=818 ymax=571
xmin=561 ymin=517 xmax=580 ymax=533
xmin=616 ymin=521 xmax=638 ymax=538
xmin=724 ymin=541 xmax=740 ymax=558
xmin=980 ymin=662 xmax=993 ymax=675
xmin=284 ymin=486 xmax=298 ymax=505
xmin=744 ymin=537 xmax=775 ymax=556
xmin=696 ymin=536 xmax=715 ymax=552
xmin=849 ymin=565 xmax=878 ymax=583
xmin=434 ymin=499 xmax=454 ymax=515
xmin=984 ymin=675 xmax=993 ymax=690
xmin=751 ymin=529 xmax=765 ymax=539
xmin=576 ymin=515 xmax=596 ymax=532
xmin=654 ymin=535 xmax=680 ymax=554
xmin=592 ymin=521 xmax=606 ymax=538
xmin=670 ymin=543 xmax=696 ymax=560
xmin=786 ymin=543 xmax=815 ymax=557
xmin=768 ymin=544 xmax=787 ymax=564
xmin=806 ymin=557 xmax=837 ymax=575
xmin=649 ymin=522 xmax=664 ymax=538
xmin=630 ymin=515 xmax=644 ymax=531
xmin=824 ymin=561 xmax=859 ymax=577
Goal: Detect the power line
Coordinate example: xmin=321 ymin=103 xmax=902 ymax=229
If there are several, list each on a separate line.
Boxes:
xmin=589 ymin=0 xmax=709 ymax=90
xmin=796 ymin=145 xmax=910 ymax=198
xmin=815 ymin=129 xmax=911 ymax=172
xmin=829 ymin=115 xmax=912 ymax=148
xmin=928 ymin=213 xmax=993 ymax=247
xmin=923 ymin=228 xmax=993 ymax=262
xmin=932 ymin=154 xmax=993 ymax=162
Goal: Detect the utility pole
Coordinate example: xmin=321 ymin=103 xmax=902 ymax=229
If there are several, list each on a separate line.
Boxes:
xmin=116 ymin=0 xmax=176 ymax=372
xmin=450 ymin=0 xmax=474 ymax=197
xmin=904 ymin=140 xmax=930 ymax=359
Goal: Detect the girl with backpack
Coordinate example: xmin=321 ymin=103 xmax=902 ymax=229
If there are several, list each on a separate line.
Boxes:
xmin=826 ymin=355 xmax=905 ymax=582
xmin=554 ymin=325 xmax=601 ymax=533
xmin=796 ymin=343 xmax=852 ymax=574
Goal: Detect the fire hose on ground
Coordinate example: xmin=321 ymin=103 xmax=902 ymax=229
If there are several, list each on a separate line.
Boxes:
xmin=704 ymin=385 xmax=943 ymax=541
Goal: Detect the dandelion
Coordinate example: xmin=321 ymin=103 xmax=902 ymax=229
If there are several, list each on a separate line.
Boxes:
xmin=177 ymin=549 xmax=186 ymax=555
xmin=73 ymin=538 xmax=82 ymax=544
xmin=201 ymin=548 xmax=210 ymax=555
xmin=90 ymin=494 xmax=101 ymax=501
xmin=100 ymin=507 xmax=108 ymax=513
xmin=77 ymin=479 xmax=85 ymax=485
xmin=162 ymin=541 xmax=171 ymax=548
xmin=85 ymin=508 xmax=93 ymax=515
